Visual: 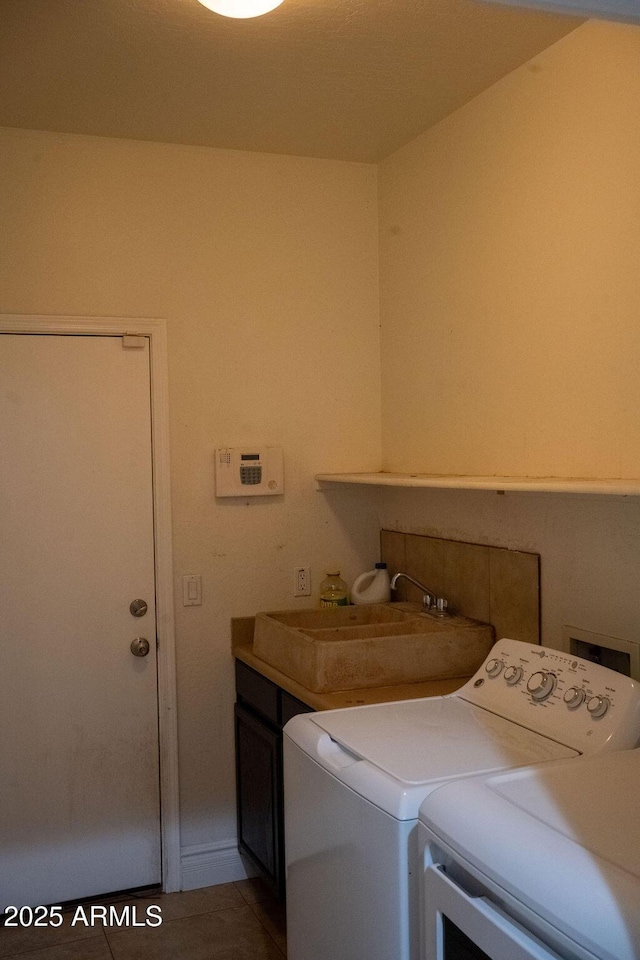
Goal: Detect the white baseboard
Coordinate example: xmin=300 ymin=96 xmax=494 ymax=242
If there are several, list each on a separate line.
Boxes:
xmin=180 ymin=839 xmax=258 ymax=891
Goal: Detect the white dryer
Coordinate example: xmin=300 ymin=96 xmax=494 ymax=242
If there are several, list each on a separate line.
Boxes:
xmin=419 ymin=749 xmax=640 ymax=960
xmin=283 ymin=638 xmax=640 ymax=960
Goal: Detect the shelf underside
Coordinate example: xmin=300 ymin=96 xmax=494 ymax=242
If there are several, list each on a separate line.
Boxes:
xmin=315 ymin=472 xmax=640 ymax=496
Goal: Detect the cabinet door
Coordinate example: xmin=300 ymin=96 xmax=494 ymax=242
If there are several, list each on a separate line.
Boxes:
xmin=235 ymin=702 xmax=282 ymax=891
xmin=235 ymin=660 xmax=279 ymax=726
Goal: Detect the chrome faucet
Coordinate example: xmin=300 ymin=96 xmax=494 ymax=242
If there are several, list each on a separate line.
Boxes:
xmin=390 ymin=572 xmax=449 ymax=616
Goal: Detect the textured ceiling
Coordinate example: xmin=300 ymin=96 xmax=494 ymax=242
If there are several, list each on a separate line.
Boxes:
xmin=0 ymin=0 xmax=582 ymax=162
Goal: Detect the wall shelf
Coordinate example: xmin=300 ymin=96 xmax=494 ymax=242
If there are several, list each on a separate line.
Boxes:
xmin=315 ymin=472 xmax=640 ymax=496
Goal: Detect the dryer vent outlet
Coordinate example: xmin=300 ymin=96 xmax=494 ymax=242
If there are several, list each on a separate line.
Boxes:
xmin=563 ymin=625 xmax=640 ymax=681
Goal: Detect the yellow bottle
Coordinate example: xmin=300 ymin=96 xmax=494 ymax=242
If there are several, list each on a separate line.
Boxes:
xmin=319 ymin=571 xmax=348 ymax=607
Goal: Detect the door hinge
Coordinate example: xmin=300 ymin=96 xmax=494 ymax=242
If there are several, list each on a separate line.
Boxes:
xmin=122 ymin=335 xmax=146 ymax=349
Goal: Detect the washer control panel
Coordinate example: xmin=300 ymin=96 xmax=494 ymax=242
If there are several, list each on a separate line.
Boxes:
xmin=459 ymin=638 xmax=640 ymax=754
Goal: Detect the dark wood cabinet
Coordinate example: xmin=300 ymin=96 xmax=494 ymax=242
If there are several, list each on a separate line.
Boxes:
xmin=235 ymin=659 xmax=312 ymax=899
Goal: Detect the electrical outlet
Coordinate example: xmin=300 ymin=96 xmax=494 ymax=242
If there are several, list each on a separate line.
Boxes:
xmin=294 ymin=566 xmax=311 ymax=597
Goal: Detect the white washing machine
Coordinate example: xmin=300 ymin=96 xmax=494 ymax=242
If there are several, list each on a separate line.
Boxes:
xmin=283 ymin=638 xmax=640 ymax=960
xmin=419 ymin=749 xmax=640 ymax=960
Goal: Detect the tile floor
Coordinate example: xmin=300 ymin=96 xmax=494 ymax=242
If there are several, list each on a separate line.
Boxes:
xmin=0 ymin=879 xmax=287 ymax=960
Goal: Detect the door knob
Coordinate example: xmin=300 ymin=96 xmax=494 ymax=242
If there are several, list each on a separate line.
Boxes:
xmin=130 ymin=637 xmax=150 ymax=657
xmin=130 ymin=599 xmax=148 ymax=618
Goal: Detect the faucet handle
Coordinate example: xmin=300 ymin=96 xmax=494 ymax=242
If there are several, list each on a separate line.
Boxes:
xmin=422 ymin=593 xmax=435 ymax=611
xmin=434 ymin=597 xmax=449 ymax=617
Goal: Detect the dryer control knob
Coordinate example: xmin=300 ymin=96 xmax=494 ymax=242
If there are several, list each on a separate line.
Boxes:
xmin=485 ymin=658 xmax=504 ymax=678
xmin=563 ymin=686 xmax=586 ymax=709
xmin=527 ymin=670 xmax=557 ymax=701
xmin=587 ymin=695 xmax=610 ymax=719
xmin=504 ymin=665 xmax=523 ymax=685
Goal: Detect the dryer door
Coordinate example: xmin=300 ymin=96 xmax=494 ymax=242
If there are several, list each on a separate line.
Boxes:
xmin=423 ymin=865 xmax=563 ymax=960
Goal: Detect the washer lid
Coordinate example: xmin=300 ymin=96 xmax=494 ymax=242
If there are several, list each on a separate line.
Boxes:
xmin=420 ymin=750 xmax=640 ymax=960
xmin=309 ymin=697 xmax=575 ymax=784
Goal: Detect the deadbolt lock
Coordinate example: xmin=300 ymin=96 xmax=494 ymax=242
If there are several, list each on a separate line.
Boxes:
xmin=130 ymin=599 xmax=148 ymax=618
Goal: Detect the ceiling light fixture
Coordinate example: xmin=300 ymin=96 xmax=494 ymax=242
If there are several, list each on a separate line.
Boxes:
xmin=195 ymin=0 xmax=284 ymax=18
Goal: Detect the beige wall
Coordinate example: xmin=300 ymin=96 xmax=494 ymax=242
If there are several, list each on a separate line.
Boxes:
xmin=376 ymin=20 xmax=640 ymax=657
xmin=379 ymin=20 xmax=640 ymax=479
xmin=0 ymin=127 xmax=382 ymax=855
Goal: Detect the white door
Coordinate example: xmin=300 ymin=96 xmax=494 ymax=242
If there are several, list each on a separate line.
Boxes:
xmin=0 ymin=333 xmax=161 ymax=908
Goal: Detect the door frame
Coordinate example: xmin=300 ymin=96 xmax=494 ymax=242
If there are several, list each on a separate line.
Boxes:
xmin=0 ymin=314 xmax=180 ymax=893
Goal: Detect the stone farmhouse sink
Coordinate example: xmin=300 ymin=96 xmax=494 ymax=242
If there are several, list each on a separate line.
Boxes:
xmin=253 ymin=603 xmax=495 ymax=693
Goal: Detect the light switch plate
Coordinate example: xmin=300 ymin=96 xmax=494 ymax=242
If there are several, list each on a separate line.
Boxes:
xmin=183 ymin=575 xmax=202 ymax=606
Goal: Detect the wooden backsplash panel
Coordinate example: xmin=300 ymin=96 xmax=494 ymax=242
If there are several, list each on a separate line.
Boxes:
xmin=381 ymin=530 xmax=540 ymax=645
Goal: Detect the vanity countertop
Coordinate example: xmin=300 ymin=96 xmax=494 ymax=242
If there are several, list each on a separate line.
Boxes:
xmin=232 ymin=616 xmax=467 ymax=711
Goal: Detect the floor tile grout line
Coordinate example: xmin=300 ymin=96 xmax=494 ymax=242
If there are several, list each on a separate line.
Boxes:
xmin=0 ymin=930 xmax=104 ymax=960
xmin=100 ymin=901 xmax=287 ymax=960
xmin=101 ymin=902 xmax=259 ymax=946
xmin=253 ymin=921 xmax=287 ymax=959
xmin=232 ymin=879 xmax=279 ymax=908
xmin=99 ymin=927 xmax=116 ymax=960
xmin=247 ymin=902 xmax=287 ymax=956
xmin=0 ymin=930 xmax=108 ymax=960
